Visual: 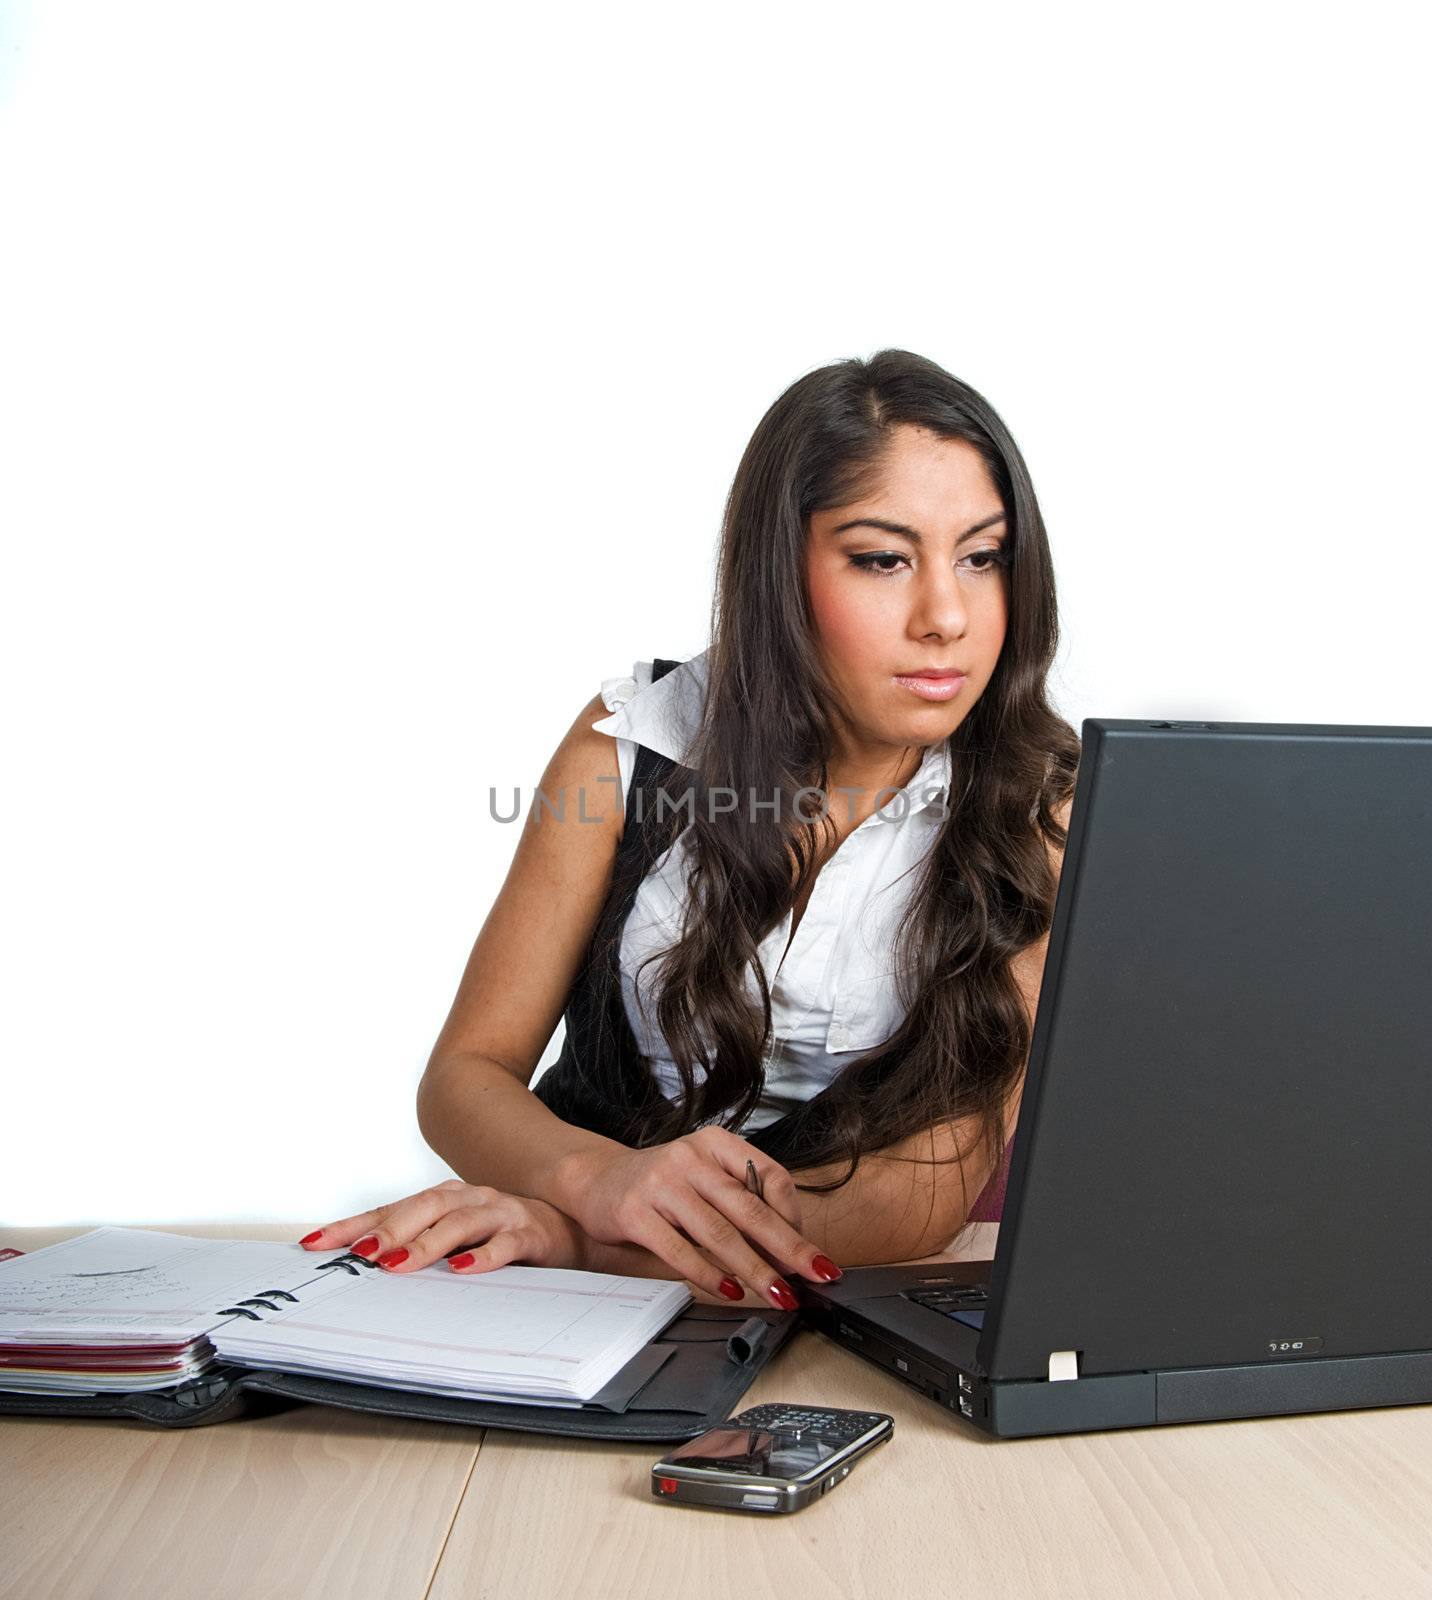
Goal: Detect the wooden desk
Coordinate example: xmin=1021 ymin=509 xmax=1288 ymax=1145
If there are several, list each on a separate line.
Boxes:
xmin=4 ymin=1222 xmax=1431 ymax=1599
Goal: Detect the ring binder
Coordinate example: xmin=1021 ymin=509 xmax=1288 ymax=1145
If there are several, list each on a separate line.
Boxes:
xmin=215 ymin=1254 xmax=372 ymax=1321
xmin=313 ymin=1254 xmax=377 ymax=1277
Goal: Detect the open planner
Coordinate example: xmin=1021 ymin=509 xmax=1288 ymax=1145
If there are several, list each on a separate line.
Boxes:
xmin=0 ymin=1227 xmax=801 ymax=1441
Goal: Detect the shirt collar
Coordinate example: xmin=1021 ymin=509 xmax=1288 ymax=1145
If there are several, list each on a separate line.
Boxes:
xmin=591 ymin=647 xmax=952 ymax=822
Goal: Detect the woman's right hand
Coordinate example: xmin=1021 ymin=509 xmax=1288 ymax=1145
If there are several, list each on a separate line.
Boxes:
xmin=564 ymin=1126 xmax=843 ymax=1310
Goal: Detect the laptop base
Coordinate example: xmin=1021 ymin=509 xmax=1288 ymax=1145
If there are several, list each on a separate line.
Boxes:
xmin=803 ymin=1286 xmax=1432 ymax=1437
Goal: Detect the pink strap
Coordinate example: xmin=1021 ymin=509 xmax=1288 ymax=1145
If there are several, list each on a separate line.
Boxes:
xmin=965 ymin=1135 xmax=1014 ymax=1223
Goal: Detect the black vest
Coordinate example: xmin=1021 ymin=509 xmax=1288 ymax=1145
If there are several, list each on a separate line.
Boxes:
xmin=532 ymin=657 xmax=905 ymax=1169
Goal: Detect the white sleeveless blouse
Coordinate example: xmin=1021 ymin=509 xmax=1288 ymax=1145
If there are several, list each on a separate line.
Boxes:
xmin=591 ymin=651 xmax=953 ymax=1133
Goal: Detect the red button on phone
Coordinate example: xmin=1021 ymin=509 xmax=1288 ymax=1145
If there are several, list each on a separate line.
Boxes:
xmin=657 ymin=1477 xmax=679 ymax=1495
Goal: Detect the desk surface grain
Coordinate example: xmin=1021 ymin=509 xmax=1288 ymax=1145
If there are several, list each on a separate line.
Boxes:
xmin=3 ymin=1222 xmax=1431 ymax=1600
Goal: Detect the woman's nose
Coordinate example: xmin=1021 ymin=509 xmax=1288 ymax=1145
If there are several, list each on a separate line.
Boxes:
xmin=907 ymin=566 xmax=970 ymax=640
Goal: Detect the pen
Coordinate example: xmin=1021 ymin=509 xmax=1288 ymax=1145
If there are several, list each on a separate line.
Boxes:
xmin=747 ymin=1159 xmax=799 ymax=1285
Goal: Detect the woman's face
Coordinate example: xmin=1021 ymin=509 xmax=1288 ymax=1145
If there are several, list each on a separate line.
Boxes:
xmin=805 ymin=425 xmax=1010 ymax=761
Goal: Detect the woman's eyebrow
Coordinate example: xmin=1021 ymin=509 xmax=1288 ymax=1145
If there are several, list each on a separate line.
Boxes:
xmin=829 ymin=512 xmax=1007 ymax=545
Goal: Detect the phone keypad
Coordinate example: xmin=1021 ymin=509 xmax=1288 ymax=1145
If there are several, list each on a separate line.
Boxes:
xmin=730 ymin=1404 xmax=890 ymax=1443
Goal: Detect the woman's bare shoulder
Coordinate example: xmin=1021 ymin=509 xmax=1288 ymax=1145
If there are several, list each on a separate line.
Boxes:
xmin=542 ymin=689 xmax=626 ymax=831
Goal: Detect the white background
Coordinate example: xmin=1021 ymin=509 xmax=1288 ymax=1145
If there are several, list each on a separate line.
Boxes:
xmin=1 ymin=2 xmax=1427 ymax=1228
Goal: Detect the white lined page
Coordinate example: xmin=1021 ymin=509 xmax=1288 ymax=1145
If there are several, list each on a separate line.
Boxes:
xmin=212 ymin=1258 xmax=692 ymax=1402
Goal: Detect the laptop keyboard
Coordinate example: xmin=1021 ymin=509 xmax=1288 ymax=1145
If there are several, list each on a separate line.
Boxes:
xmin=902 ymin=1283 xmax=989 ymax=1331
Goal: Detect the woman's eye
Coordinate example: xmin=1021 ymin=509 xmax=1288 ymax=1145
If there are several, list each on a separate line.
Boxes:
xmin=963 ymin=548 xmax=1009 ymax=573
xmin=848 ymin=552 xmax=907 ymax=575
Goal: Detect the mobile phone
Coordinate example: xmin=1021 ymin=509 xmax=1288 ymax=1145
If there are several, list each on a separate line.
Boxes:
xmin=650 ymin=1403 xmax=894 ymax=1514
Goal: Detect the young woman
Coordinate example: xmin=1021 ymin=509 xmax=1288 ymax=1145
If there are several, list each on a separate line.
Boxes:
xmin=299 ymin=349 xmax=1080 ymax=1312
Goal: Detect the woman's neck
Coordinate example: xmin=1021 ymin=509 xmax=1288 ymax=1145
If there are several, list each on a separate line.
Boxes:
xmin=821 ymin=737 xmax=926 ymax=828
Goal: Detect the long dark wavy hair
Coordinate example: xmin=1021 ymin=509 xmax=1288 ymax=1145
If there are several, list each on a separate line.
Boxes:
xmin=616 ymin=349 xmax=1080 ymax=1200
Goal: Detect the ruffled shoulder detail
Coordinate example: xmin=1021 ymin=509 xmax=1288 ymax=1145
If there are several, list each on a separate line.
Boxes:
xmin=590 ymin=650 xmax=708 ymax=766
xmin=598 ymin=660 xmax=654 ymax=715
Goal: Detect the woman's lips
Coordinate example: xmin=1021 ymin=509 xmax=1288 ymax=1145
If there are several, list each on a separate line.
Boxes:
xmin=893 ymin=672 xmax=967 ymax=702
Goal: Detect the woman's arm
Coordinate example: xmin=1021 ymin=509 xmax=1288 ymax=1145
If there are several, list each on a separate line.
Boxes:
xmin=415 ymin=690 xmax=635 ymax=1207
xmin=574 ymin=1071 xmax=1025 ymax=1281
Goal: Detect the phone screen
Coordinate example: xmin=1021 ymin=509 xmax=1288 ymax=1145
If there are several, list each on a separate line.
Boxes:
xmin=663 ymin=1426 xmax=843 ymax=1481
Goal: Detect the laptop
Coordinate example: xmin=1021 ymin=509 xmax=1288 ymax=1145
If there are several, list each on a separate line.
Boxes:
xmin=797 ymin=717 xmax=1432 ymax=1437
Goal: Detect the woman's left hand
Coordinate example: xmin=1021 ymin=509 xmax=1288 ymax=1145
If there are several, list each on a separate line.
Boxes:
xmin=297 ymin=1179 xmax=588 ymax=1274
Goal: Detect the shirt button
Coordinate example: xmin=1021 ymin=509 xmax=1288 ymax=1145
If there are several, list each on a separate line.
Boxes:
xmin=829 ymin=1025 xmax=851 ymax=1051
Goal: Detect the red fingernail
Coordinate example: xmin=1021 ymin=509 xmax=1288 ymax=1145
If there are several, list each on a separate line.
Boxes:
xmin=769 ymin=1279 xmax=799 ymax=1311
xmin=448 ymin=1252 xmax=475 ymax=1270
xmin=376 ymin=1248 xmax=409 ymax=1269
xmin=811 ymin=1255 xmax=842 ymax=1282
xmin=717 ymin=1277 xmax=744 ymax=1301
xmin=298 ymin=1230 xmax=323 ymax=1246
xmin=352 ymin=1235 xmax=380 ymax=1258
